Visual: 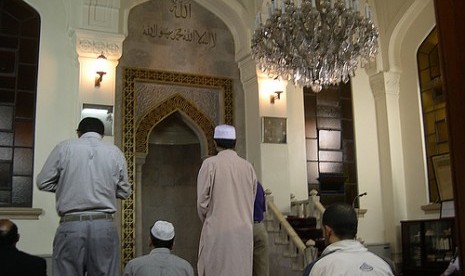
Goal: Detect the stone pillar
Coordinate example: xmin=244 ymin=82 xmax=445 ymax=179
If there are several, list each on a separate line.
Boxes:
xmin=369 ymin=71 xmax=407 ymax=262
xmin=237 ymin=54 xmax=262 ymax=177
xmin=135 ymin=152 xmax=147 ymax=256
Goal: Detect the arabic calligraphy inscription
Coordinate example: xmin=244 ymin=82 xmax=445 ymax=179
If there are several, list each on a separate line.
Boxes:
xmin=142 ymin=0 xmax=217 ymax=49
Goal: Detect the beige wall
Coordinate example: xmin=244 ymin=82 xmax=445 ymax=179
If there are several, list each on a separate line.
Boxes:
xmin=351 ymin=69 xmax=386 ymax=244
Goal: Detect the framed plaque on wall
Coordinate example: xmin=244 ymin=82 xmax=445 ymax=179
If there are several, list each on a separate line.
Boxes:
xmin=261 ymin=116 xmax=287 ymax=144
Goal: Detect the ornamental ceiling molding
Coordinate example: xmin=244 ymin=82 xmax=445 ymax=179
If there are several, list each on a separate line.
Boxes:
xmin=74 ymin=29 xmax=125 ymax=60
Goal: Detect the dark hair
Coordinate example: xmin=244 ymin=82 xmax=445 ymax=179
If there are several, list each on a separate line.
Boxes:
xmin=77 ymin=117 xmax=104 ymax=135
xmin=214 ymin=138 xmax=236 ymax=149
xmin=0 ymin=220 xmax=19 ymax=247
xmin=322 ymin=203 xmax=358 ymax=239
xmin=150 ymin=232 xmax=174 ymax=250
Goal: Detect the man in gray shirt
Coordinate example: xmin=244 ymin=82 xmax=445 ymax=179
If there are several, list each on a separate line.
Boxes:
xmin=124 ymin=220 xmax=194 ymax=276
xmin=37 ymin=117 xmax=132 ymax=276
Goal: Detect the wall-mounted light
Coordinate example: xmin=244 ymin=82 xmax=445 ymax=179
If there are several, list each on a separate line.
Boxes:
xmin=95 ymin=53 xmax=107 ymax=87
xmin=270 ymin=91 xmax=283 ymax=104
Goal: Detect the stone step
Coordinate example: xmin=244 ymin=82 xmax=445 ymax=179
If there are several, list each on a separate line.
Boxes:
xmin=286 ymin=216 xmax=317 ymax=228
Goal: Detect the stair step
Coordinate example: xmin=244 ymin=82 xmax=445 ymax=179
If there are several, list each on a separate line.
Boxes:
xmin=294 ymin=227 xmax=323 ymax=240
xmin=286 ymin=216 xmax=317 ymax=228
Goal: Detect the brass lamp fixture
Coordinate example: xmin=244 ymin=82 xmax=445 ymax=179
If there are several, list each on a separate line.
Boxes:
xmin=95 ymin=53 xmax=107 ymax=87
xmin=270 ymin=91 xmax=283 ymax=104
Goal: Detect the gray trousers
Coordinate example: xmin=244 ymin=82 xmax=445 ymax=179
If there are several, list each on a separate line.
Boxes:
xmin=253 ymin=222 xmax=269 ymax=276
xmin=53 ymin=219 xmax=119 ymax=276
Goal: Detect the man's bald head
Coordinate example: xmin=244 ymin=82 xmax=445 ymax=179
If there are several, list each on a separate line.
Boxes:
xmin=0 ymin=219 xmax=19 ymax=247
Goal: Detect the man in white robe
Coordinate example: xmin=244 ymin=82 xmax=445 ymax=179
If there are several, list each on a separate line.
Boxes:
xmin=197 ymin=124 xmax=257 ymax=276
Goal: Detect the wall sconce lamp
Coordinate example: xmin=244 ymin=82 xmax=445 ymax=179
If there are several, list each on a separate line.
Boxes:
xmin=270 ymin=91 xmax=283 ymax=104
xmin=95 ymin=53 xmax=107 ymax=87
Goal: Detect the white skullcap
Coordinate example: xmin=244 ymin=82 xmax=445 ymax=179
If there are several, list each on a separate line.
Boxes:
xmin=151 ymin=220 xmax=175 ymax=241
xmin=214 ymin=124 xmax=236 ymax=140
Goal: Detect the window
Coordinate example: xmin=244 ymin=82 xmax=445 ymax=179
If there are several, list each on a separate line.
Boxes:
xmin=0 ymin=1 xmax=40 ymax=207
xmin=417 ymin=27 xmax=450 ymax=203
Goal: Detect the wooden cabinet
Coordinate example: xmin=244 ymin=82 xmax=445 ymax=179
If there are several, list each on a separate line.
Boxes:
xmin=401 ymin=218 xmax=456 ymax=276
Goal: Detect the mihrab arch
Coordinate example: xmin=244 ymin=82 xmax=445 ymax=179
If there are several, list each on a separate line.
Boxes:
xmin=120 ymin=67 xmax=233 ymax=264
xmin=135 ymin=94 xmax=215 ymax=156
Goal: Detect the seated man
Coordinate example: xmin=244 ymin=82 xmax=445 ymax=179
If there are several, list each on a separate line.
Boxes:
xmin=302 ymin=203 xmax=394 ymax=276
xmin=0 ymin=219 xmax=47 ymax=276
xmin=124 ymin=220 xmax=194 ymax=276
xmin=441 ymin=247 xmax=459 ymax=276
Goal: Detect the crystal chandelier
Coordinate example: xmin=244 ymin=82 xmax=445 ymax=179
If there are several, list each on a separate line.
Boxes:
xmin=251 ymin=0 xmax=379 ymax=92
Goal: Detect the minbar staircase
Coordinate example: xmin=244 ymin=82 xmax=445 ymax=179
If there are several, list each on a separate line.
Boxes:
xmin=265 ymin=189 xmax=325 ymax=276
xmin=286 ymin=216 xmax=325 ymax=255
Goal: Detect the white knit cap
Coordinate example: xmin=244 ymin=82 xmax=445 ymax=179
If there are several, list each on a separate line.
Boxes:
xmin=214 ymin=124 xmax=236 ymax=140
xmin=151 ymin=220 xmax=175 ymax=241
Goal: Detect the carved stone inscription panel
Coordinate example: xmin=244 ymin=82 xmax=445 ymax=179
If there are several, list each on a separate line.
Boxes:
xmin=123 ymin=0 xmax=236 ymax=76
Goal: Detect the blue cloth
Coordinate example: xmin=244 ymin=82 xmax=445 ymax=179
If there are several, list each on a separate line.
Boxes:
xmin=254 ymin=182 xmax=266 ymax=222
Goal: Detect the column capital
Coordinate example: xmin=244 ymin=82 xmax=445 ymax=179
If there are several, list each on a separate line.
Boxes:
xmin=237 ymin=54 xmax=258 ymax=85
xmin=73 ymin=29 xmax=125 ymax=61
xmin=369 ymin=71 xmax=401 ymax=98
xmin=135 ymin=152 xmax=148 ymax=166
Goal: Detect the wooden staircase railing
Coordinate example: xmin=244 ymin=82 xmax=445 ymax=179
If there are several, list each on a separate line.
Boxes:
xmin=264 ymin=189 xmax=321 ymax=272
xmin=290 ymin=189 xmax=325 ymax=230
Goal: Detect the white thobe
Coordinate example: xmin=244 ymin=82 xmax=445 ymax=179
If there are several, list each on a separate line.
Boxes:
xmin=197 ymin=149 xmax=257 ymax=276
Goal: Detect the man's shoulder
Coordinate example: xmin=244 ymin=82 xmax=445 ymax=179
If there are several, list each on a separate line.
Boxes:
xmin=54 ymin=138 xmax=75 ymax=148
xmin=172 ymin=254 xmax=193 ymax=266
xmin=126 ymin=253 xmax=192 ymax=268
xmin=1 ymin=249 xmax=46 ymax=272
xmin=311 ymin=249 xmax=393 ymax=275
xmin=17 ymin=249 xmax=46 ymax=264
xmin=127 ymin=253 xmax=152 ymax=263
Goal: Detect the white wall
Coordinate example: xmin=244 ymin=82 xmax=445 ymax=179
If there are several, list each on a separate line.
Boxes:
xmin=351 ymin=69 xmax=387 ymax=244
xmin=396 ymin=0 xmax=438 ymax=220
xmin=258 ymin=77 xmax=291 ymax=212
xmin=18 ymin=0 xmax=120 ymax=256
xmin=19 ymin=0 xmax=79 ymax=255
xmin=286 ymin=85 xmax=308 ymax=202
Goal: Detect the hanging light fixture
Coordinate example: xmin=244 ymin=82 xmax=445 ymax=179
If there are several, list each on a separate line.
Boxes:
xmin=251 ymin=0 xmax=379 ymax=92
